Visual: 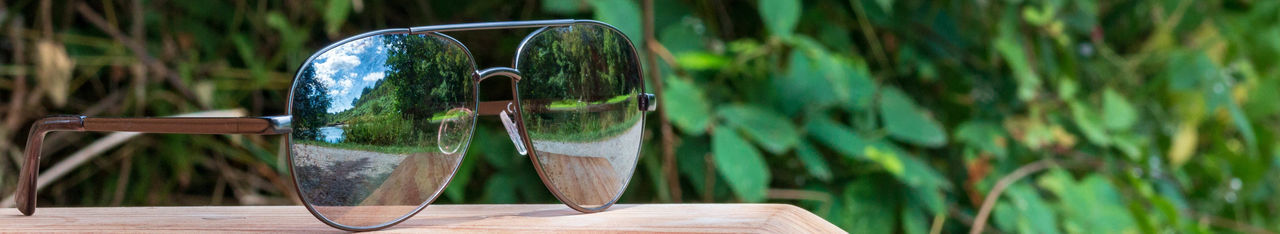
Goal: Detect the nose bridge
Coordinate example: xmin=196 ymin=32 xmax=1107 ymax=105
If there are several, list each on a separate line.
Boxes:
xmin=475 ymin=66 xmax=529 ymax=155
xmin=476 ymin=67 xmax=521 ymax=83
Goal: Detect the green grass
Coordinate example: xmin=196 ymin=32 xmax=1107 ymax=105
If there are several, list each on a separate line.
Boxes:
xmin=427 ymin=110 xmax=470 ymax=123
xmin=545 ymin=94 xmax=632 ymax=110
xmin=525 ymin=110 xmax=643 ymax=143
xmin=293 ymin=139 xmax=441 ymax=154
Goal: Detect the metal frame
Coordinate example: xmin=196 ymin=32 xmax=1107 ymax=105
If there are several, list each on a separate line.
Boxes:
xmin=15 ymin=19 xmax=652 ymax=232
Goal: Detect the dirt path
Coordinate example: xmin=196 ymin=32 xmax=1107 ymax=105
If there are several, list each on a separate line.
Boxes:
xmin=291 ymin=144 xmax=408 ymax=177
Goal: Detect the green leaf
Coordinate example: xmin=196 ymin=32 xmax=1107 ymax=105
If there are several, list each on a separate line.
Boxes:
xmin=662 ymin=76 xmax=712 ymax=134
xmin=1102 ymin=88 xmax=1138 ymax=131
xmin=1227 ymin=101 xmax=1259 ymax=155
xmin=676 ymin=136 xmax=732 ymax=199
xmin=955 ymin=121 xmax=1008 ymax=158
xmin=879 ymin=87 xmax=947 ymax=147
xmin=1111 ymin=133 xmax=1143 ymax=161
xmin=1057 ymin=78 xmax=1078 ymax=100
xmin=676 ymin=52 xmax=731 ymax=70
xmin=994 ymin=20 xmax=1040 ymax=101
xmin=1038 ymin=170 xmax=1138 ymax=233
xmin=773 ymin=48 xmax=844 ymax=114
xmin=483 ymin=173 xmax=517 ymax=203
xmin=712 ymin=127 xmax=771 ymax=202
xmin=660 ymin=18 xmax=710 ymax=55
xmin=1069 ymin=101 xmax=1110 ymax=146
xmin=790 ymin=36 xmax=877 ymax=110
xmin=806 ymin=117 xmax=949 ymax=192
xmin=591 ymin=0 xmax=643 ymax=45
xmin=1165 ymin=51 xmax=1216 ymax=92
xmin=322 ymin=0 xmax=351 ymax=36
xmin=543 ymin=0 xmax=587 ymax=14
xmin=902 ymin=203 xmax=929 ymax=234
xmin=890 ymin=146 xmax=950 ymax=191
xmin=873 ymin=0 xmax=894 ymax=15
xmin=845 ymin=179 xmax=898 ymax=233
xmin=758 ymin=0 xmax=800 ymax=37
xmin=717 ymin=104 xmax=799 ymax=154
xmin=805 ymin=117 xmax=872 ymax=159
xmin=864 ymin=147 xmax=904 ymax=176
xmin=794 ymin=141 xmax=834 ymax=182
xmin=992 ymin=184 xmax=1060 ymax=234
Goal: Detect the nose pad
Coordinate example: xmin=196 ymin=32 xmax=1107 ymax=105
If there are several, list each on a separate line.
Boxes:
xmin=436 ymin=108 xmax=473 ymax=155
xmin=499 ymin=102 xmax=528 ymax=155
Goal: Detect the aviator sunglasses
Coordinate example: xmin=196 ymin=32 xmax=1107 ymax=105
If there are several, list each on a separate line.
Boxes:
xmin=14 ymin=19 xmax=655 ymax=231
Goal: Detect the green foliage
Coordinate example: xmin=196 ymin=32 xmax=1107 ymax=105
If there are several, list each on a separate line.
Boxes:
xmin=879 ymin=87 xmax=947 ymax=147
xmin=712 ymin=127 xmax=770 ymax=203
xmin=716 ymin=104 xmax=799 ymax=154
xmin=758 ymin=0 xmax=801 ymax=38
xmin=660 ymin=76 xmax=711 ymax=134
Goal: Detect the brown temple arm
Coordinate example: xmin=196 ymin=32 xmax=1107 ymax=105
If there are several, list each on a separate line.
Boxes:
xmin=14 ymin=115 xmax=290 ymax=216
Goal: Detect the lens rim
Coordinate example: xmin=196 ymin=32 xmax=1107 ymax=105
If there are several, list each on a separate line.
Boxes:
xmin=286 ymin=29 xmax=481 ymax=231
xmin=510 ymin=21 xmax=646 ymax=213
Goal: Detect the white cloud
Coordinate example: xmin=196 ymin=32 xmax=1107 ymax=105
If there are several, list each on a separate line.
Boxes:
xmin=362 ymin=71 xmax=385 ymax=81
xmin=314 ymin=54 xmax=360 ymax=90
xmin=336 ymin=79 xmax=354 ymax=95
xmin=311 ymin=36 xmax=379 ymax=95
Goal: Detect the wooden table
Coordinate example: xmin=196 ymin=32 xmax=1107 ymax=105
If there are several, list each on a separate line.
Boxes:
xmin=0 ymin=204 xmax=842 ymax=233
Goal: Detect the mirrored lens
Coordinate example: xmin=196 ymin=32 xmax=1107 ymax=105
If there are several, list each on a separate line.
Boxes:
xmin=289 ymin=32 xmax=476 ymax=228
xmin=515 ymin=23 xmax=644 ymax=210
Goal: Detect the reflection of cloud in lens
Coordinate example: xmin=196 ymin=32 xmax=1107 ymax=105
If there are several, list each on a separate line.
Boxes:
xmin=315 ymin=53 xmax=362 ymax=96
xmin=362 ymin=71 xmax=385 ymax=81
xmin=336 ymin=79 xmax=354 ymax=95
xmin=308 ymin=36 xmax=389 ymax=113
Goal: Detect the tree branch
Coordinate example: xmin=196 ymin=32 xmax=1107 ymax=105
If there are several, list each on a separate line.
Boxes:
xmin=643 ymin=0 xmax=681 ymax=202
xmin=74 ymin=2 xmax=207 ymax=109
xmin=970 ymin=159 xmax=1055 ymax=234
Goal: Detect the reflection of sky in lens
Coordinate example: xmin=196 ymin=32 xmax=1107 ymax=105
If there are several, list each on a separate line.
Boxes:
xmin=312 ymin=36 xmax=389 ymax=113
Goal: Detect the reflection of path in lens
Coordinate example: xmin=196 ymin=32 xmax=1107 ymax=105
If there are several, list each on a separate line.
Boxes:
xmin=531 ymin=120 xmax=643 ymax=173
xmin=531 ymin=120 xmax=643 ymax=208
xmin=293 ymin=144 xmax=462 ymax=227
xmin=293 ymin=144 xmax=407 ymax=178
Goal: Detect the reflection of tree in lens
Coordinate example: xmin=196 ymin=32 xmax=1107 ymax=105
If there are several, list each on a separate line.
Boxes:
xmin=384 ymin=34 xmax=473 ymax=140
xmin=517 ymin=23 xmax=644 ymax=209
xmin=518 ymin=24 xmax=642 ymax=142
xmin=292 ymin=65 xmax=333 ymax=141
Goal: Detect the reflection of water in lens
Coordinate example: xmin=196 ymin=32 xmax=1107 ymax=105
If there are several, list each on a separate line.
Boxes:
xmin=318 ymin=126 xmax=346 ymax=143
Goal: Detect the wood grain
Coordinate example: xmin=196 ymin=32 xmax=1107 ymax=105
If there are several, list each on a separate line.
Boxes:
xmin=0 ymin=204 xmax=842 ymax=233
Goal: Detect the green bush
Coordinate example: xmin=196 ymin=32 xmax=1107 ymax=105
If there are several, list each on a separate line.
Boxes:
xmin=343 ymin=113 xmax=416 ymax=146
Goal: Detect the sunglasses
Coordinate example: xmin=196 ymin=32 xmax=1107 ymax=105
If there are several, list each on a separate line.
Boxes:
xmin=14 ymin=19 xmax=655 ymax=231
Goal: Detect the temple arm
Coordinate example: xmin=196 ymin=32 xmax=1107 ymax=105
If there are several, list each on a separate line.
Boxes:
xmin=15 ymin=115 xmax=290 ymax=215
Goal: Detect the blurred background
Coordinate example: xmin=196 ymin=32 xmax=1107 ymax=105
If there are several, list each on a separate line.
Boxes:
xmin=1 ymin=0 xmax=1279 ymax=232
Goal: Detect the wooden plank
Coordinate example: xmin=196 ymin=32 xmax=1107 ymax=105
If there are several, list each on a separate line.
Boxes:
xmin=0 ymin=204 xmax=843 ymax=233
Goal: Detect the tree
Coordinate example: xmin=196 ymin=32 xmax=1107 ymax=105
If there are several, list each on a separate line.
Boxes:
xmin=291 ymin=65 xmax=331 ymax=141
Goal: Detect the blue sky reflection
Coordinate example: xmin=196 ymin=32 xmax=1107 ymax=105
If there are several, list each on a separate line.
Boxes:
xmin=312 ymin=36 xmax=389 ymax=113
